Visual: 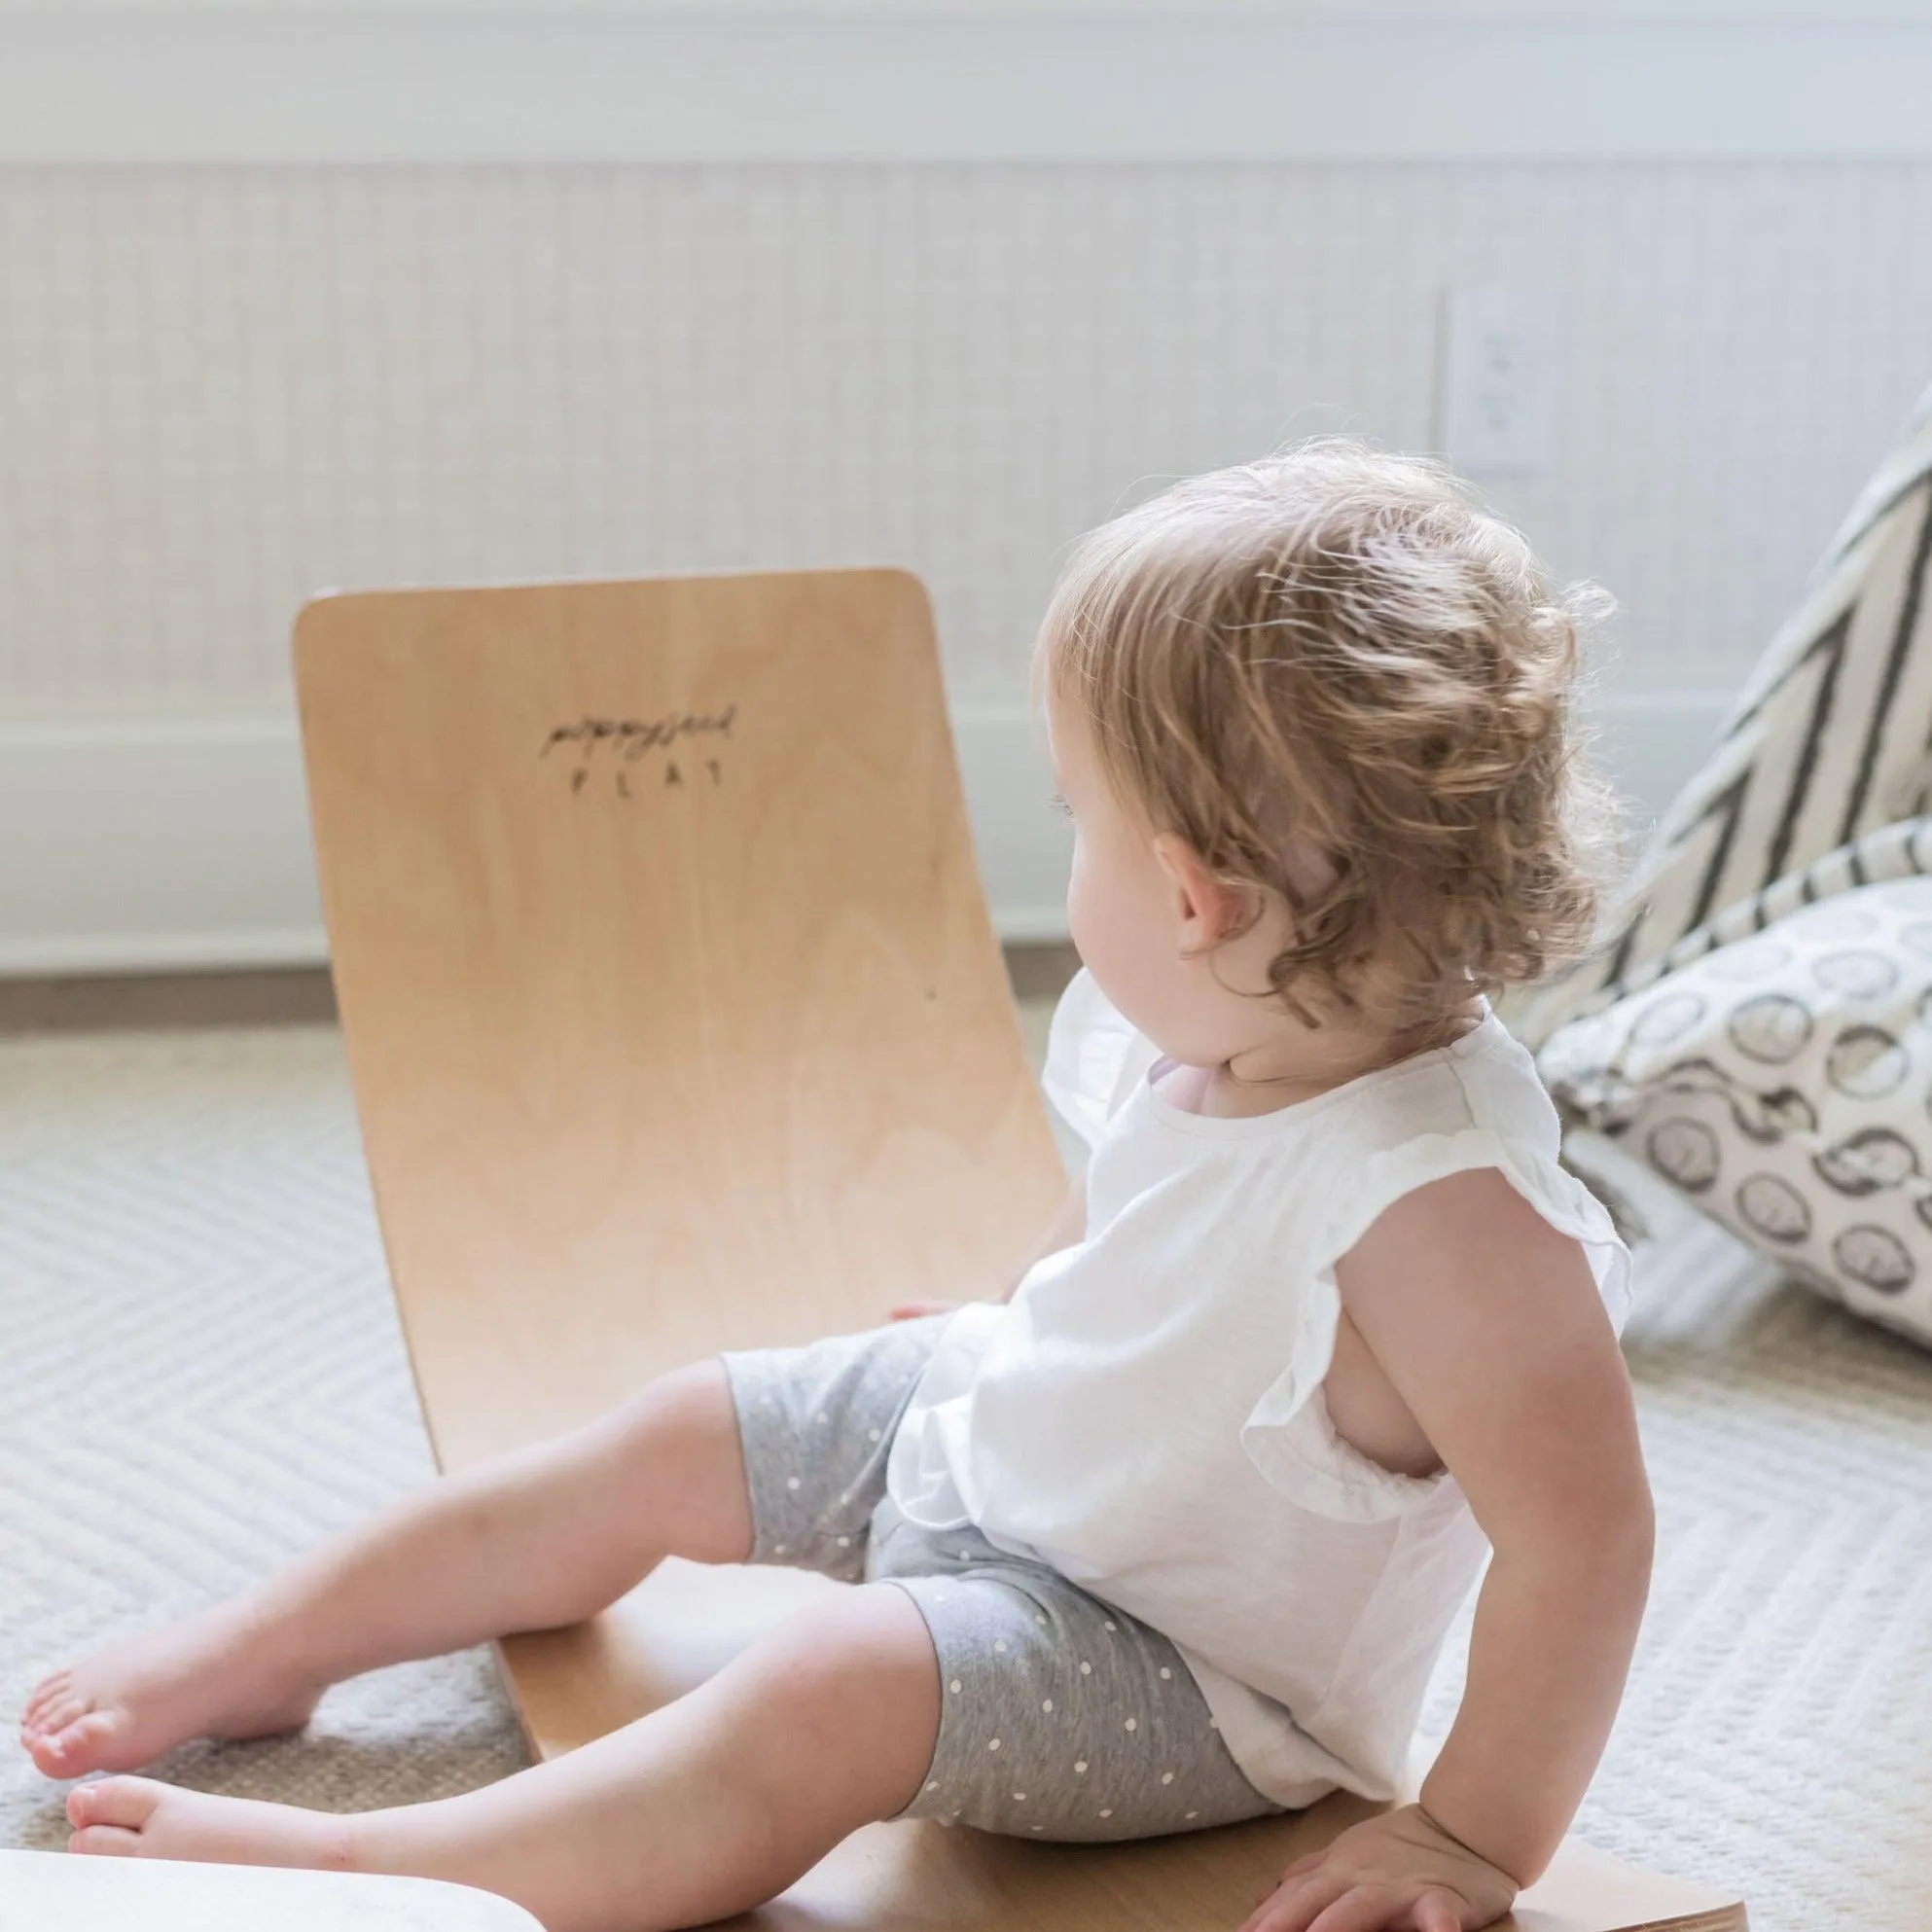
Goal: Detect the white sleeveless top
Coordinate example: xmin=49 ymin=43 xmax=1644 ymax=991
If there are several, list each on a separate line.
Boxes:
xmin=885 ymin=970 xmax=1631 ymax=1807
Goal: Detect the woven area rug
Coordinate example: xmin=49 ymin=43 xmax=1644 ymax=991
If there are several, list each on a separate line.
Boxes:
xmin=4 ymin=1021 xmax=1930 ymax=1930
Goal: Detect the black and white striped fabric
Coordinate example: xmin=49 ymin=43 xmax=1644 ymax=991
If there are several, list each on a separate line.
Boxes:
xmin=1517 ymin=383 xmax=1932 ymax=1052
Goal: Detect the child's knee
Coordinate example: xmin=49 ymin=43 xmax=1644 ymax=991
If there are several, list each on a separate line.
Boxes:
xmin=612 ymin=1360 xmax=753 ymax=1561
xmin=735 ymin=1587 xmax=940 ymax=1814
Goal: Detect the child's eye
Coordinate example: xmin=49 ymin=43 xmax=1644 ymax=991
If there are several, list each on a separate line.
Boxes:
xmin=1049 ymin=792 xmax=1073 ymax=820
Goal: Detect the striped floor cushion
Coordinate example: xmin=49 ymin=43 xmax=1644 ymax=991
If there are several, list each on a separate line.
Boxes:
xmin=1516 ymin=381 xmax=1932 ymax=1053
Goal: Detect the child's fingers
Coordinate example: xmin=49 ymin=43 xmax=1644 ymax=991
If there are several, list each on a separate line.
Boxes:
xmin=1244 ymin=1870 xmax=1352 ymax=1932
xmin=1413 ymin=1889 xmax=1469 ymax=1932
xmin=1244 ymin=1847 xmax=1337 ymax=1925
xmin=1305 ymin=1883 xmax=1405 ymax=1932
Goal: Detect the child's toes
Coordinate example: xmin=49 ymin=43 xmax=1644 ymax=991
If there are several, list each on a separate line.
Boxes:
xmin=35 ymin=1710 xmax=125 ymax=1777
xmin=22 ymin=1674 xmax=75 ymax=1733
xmin=66 ymin=1776 xmax=163 ymax=1834
xmin=68 ymin=1825 xmax=144 ymax=1857
xmin=28 ymin=1667 xmax=73 ymax=1707
xmin=36 ymin=1696 xmax=89 ymax=1741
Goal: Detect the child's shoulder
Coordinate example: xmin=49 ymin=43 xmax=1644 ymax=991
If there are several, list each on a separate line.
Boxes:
xmin=1325 ymin=1015 xmax=1633 ymax=1330
xmin=1315 ymin=1003 xmax=1556 ymax=1157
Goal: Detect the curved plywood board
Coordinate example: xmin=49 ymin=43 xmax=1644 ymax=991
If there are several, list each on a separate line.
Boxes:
xmin=295 ymin=570 xmax=1745 ymax=1932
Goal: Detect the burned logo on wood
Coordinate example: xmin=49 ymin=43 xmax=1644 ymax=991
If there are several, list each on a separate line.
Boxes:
xmin=540 ymin=705 xmax=736 ymax=798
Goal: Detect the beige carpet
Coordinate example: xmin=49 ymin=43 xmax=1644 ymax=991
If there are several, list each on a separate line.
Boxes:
xmin=4 ymin=1020 xmax=1931 ymax=1930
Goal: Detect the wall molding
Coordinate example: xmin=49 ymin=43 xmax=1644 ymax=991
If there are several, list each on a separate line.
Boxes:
xmin=0 ymin=701 xmax=1073 ymax=974
xmin=3 ymin=12 xmax=1932 ymax=164
xmin=0 ymin=689 xmax=1724 ymax=977
xmin=0 ymin=714 xmax=323 ymax=976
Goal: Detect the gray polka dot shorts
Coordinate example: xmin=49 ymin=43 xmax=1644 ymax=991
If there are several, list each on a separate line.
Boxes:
xmin=720 ymin=1315 xmax=1283 ymax=1843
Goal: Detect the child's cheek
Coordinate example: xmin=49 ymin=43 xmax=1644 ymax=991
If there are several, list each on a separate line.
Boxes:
xmin=1064 ymin=836 xmax=1137 ymax=1005
xmin=1064 ymin=832 xmax=1097 ymax=962
xmin=1066 ymin=836 xmax=1130 ymax=984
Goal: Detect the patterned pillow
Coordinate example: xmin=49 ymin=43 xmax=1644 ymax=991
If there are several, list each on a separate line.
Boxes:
xmin=1542 ymin=877 xmax=1932 ymax=1347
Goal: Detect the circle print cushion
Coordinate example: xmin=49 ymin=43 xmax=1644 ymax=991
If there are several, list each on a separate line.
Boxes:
xmin=1811 ymin=949 xmax=1901 ymax=1001
xmin=1726 ymin=993 xmax=1813 ymax=1064
xmin=1645 ymin=1117 xmax=1721 ymax=1193
xmin=1832 ymin=1225 xmax=1916 ymax=1294
xmin=1729 ymin=1085 xmax=1817 ymax=1143
xmin=1539 ymin=877 xmax=1932 ymax=1350
xmin=1812 ymin=1126 xmax=1921 ymax=1196
xmin=1628 ymin=991 xmax=1707 ymax=1047
xmin=1735 ymin=1172 xmax=1812 ymax=1244
xmin=1701 ymin=937 xmax=1795 ymax=983
xmin=1826 ymin=1025 xmax=1910 ymax=1099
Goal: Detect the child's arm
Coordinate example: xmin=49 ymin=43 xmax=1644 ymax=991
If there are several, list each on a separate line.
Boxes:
xmin=1245 ymin=1165 xmax=1653 ymax=1932
xmin=890 ymin=1169 xmax=1089 ymax=1319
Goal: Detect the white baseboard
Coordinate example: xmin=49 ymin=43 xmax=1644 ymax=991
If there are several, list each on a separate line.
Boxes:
xmin=0 ymin=714 xmax=328 ymax=977
xmin=0 ymin=689 xmax=1726 ymax=977
xmin=949 ymin=699 xmax=1072 ymax=945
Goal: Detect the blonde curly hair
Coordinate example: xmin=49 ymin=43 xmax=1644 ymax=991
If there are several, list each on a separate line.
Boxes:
xmin=1038 ymin=439 xmax=1623 ymax=1035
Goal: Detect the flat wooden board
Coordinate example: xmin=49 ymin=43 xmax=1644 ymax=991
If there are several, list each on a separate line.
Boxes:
xmin=296 ymin=570 xmax=1745 ymax=1932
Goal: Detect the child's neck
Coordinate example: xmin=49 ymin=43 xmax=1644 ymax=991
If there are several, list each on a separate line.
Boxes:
xmin=1174 ymin=997 xmax=1484 ymax=1121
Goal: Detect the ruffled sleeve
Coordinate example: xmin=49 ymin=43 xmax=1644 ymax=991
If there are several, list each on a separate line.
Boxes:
xmin=1040 ymin=968 xmax=1161 ymax=1149
xmin=1238 ymin=1128 xmax=1632 ymax=1523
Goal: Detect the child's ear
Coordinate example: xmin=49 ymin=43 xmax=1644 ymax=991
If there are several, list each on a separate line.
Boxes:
xmin=1151 ymin=834 xmax=1250 ymax=954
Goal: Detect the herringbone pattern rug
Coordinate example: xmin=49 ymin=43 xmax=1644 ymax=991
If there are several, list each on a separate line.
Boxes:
xmin=4 ymin=1022 xmax=1930 ymax=1930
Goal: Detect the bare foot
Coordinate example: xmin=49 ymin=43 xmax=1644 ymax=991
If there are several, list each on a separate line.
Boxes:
xmin=19 ymin=1600 xmax=321 ymax=1779
xmin=66 ymin=1775 xmax=355 ymax=1870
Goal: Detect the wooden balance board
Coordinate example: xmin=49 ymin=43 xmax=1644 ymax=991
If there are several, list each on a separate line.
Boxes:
xmin=294 ymin=569 xmax=1746 ymax=1932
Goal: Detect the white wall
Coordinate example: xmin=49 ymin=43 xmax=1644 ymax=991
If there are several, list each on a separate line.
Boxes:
xmin=9 ymin=9 xmax=1932 ymax=164
xmin=2 ymin=6 xmax=1931 ymax=969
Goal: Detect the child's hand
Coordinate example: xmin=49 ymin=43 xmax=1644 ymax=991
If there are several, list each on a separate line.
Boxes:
xmin=887 ymin=1300 xmax=959 ymax=1321
xmin=1238 ymin=1804 xmax=1519 ymax=1932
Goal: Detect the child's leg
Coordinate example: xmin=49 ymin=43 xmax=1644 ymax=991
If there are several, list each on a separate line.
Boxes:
xmin=22 ymin=1361 xmax=751 ymax=1779
xmin=66 ymin=1583 xmax=940 ymax=1932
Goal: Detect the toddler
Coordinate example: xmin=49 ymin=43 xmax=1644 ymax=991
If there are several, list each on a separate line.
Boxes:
xmin=22 ymin=441 xmax=1652 ymax=1932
